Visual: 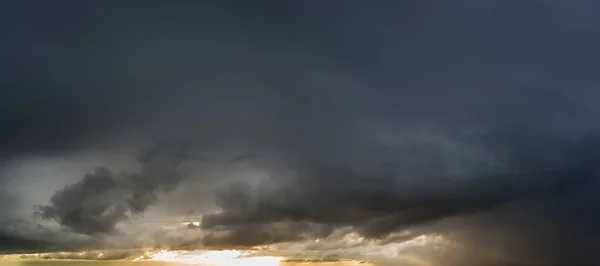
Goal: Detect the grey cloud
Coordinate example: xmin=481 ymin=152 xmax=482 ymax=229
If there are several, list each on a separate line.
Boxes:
xmin=0 ymin=232 xmax=52 ymax=254
xmin=200 ymin=222 xmax=333 ymax=249
xmin=2 ymin=1 xmax=600 ymax=265
xmin=201 ymin=131 xmax=598 ymax=242
xmin=2 ymin=0 xmax=600 ymax=153
xmin=34 ymin=140 xmax=191 ymax=235
xmin=0 ymin=215 xmax=102 ymax=254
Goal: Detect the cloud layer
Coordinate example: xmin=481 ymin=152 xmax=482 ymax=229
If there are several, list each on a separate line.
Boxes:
xmin=3 ymin=1 xmax=600 ymax=265
xmin=34 ymin=140 xmax=191 ymax=235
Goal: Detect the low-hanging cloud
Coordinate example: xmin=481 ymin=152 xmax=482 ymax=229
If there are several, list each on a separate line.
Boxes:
xmin=200 ymin=130 xmax=598 ymax=247
xmin=3 ymin=1 xmax=600 ymax=265
xmin=34 ymin=140 xmax=192 ymax=235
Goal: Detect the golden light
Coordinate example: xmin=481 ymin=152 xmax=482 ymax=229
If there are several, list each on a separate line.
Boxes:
xmin=147 ymin=249 xmax=283 ymax=266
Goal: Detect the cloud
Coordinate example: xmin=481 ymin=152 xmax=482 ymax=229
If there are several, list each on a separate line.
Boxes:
xmin=3 ymin=1 xmax=600 ymax=265
xmin=200 ymin=130 xmax=597 ymax=246
xmin=0 ymin=233 xmax=52 ymax=254
xmin=199 ymin=222 xmax=334 ymax=249
xmin=34 ymin=140 xmax=191 ymax=236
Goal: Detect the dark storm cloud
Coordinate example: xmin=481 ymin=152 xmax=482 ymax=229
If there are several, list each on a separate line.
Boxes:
xmin=200 ymin=222 xmax=334 ymax=249
xmin=0 ymin=1 xmax=284 ymax=156
xmin=2 ymin=1 xmax=600 ymax=265
xmin=35 ymin=140 xmax=191 ymax=235
xmin=2 ymin=0 xmax=597 ymax=156
xmin=201 ymin=132 xmax=598 ymax=239
xmin=0 ymin=233 xmax=58 ymax=254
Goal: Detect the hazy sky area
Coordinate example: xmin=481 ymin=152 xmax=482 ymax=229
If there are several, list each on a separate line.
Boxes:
xmin=3 ymin=1 xmax=600 ymax=265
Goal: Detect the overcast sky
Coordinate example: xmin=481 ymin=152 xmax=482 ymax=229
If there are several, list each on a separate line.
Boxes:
xmin=3 ymin=1 xmax=600 ymax=265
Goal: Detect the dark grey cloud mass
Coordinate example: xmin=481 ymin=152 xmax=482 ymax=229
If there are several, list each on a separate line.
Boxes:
xmin=3 ymin=0 xmax=600 ymax=265
xmin=34 ymin=140 xmax=191 ymax=235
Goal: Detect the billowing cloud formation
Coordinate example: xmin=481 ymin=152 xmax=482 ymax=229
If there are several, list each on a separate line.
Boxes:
xmin=3 ymin=1 xmax=600 ymax=265
xmin=34 ymin=140 xmax=191 ymax=235
xmin=201 ymin=131 xmax=598 ymax=244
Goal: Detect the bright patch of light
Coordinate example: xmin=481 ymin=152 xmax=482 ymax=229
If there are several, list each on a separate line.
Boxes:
xmin=181 ymin=221 xmax=200 ymax=227
xmin=147 ymin=249 xmax=282 ymax=266
xmin=342 ymin=232 xmax=367 ymax=245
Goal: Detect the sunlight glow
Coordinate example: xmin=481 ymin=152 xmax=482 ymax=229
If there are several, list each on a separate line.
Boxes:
xmin=147 ymin=249 xmax=283 ymax=266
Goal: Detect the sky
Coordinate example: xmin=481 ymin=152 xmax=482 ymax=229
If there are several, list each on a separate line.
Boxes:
xmin=2 ymin=1 xmax=600 ymax=265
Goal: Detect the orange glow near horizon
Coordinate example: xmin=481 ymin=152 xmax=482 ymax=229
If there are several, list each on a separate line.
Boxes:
xmin=146 ymin=249 xmax=283 ymax=266
xmin=145 ymin=249 xmax=376 ymax=266
xmin=1 ymin=249 xmax=376 ymax=266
